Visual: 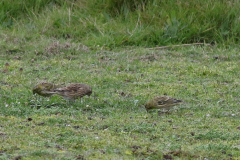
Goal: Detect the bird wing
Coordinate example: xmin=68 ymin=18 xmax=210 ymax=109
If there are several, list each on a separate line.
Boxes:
xmin=66 ymin=84 xmax=81 ymax=91
xmin=156 ymin=96 xmax=169 ymax=105
xmin=157 ymin=96 xmax=182 ymax=105
xmin=53 ymin=84 xmax=85 ymax=92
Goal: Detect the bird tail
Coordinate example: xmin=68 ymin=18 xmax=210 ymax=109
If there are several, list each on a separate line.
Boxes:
xmin=175 ymin=99 xmax=183 ymax=103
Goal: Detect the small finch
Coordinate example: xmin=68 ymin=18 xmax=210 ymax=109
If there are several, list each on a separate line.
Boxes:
xmin=32 ymin=82 xmax=60 ymax=97
xmin=145 ymin=96 xmax=182 ymax=111
xmin=45 ymin=83 xmax=92 ymax=100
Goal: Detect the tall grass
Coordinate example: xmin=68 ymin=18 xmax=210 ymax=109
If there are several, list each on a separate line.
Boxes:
xmin=1 ymin=0 xmax=240 ymax=48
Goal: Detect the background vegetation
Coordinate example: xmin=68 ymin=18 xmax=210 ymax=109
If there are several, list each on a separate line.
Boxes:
xmin=1 ymin=0 xmax=240 ymax=48
xmin=1 ymin=0 xmax=240 ymax=159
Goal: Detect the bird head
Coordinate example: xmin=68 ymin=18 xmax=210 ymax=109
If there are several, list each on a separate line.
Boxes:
xmin=144 ymin=101 xmax=153 ymax=111
xmin=32 ymin=84 xmax=43 ymax=95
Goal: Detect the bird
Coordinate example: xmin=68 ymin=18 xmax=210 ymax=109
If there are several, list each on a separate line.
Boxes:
xmin=32 ymin=82 xmax=60 ymax=97
xmin=145 ymin=96 xmax=182 ymax=111
xmin=44 ymin=83 xmax=92 ymax=100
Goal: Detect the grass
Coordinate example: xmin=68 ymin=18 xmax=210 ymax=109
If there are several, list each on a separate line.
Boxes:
xmin=1 ymin=33 xmax=240 ymax=159
xmin=1 ymin=0 xmax=240 ymax=159
xmin=1 ymin=0 xmax=240 ymax=48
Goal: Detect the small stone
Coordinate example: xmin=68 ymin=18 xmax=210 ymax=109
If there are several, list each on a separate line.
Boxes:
xmin=88 ymin=117 xmax=92 ymax=120
xmin=228 ymin=154 xmax=232 ymax=157
xmin=37 ymin=122 xmax=45 ymax=126
xmin=190 ymin=132 xmax=195 ymax=136
xmin=73 ymin=126 xmax=80 ymax=129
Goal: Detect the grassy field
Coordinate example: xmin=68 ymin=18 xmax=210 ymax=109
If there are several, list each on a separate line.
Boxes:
xmin=1 ymin=0 xmax=240 ymax=159
xmin=1 ymin=36 xmax=240 ymax=159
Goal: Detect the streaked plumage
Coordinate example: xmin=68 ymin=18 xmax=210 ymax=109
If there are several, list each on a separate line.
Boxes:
xmin=32 ymin=82 xmax=60 ymax=97
xmin=45 ymin=83 xmax=92 ymax=100
xmin=145 ymin=96 xmax=182 ymax=111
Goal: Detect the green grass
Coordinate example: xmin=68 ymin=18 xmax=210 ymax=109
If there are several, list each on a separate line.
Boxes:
xmin=1 ymin=0 xmax=240 ymax=48
xmin=1 ymin=0 xmax=240 ymax=159
xmin=1 ymin=33 xmax=240 ymax=159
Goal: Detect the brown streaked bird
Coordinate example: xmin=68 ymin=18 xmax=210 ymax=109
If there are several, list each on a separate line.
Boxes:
xmin=32 ymin=82 xmax=60 ymax=97
xmin=45 ymin=83 xmax=92 ymax=100
xmin=145 ymin=96 xmax=182 ymax=111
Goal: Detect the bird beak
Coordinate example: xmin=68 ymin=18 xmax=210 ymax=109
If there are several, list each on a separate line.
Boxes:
xmin=144 ymin=105 xmax=149 ymax=112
